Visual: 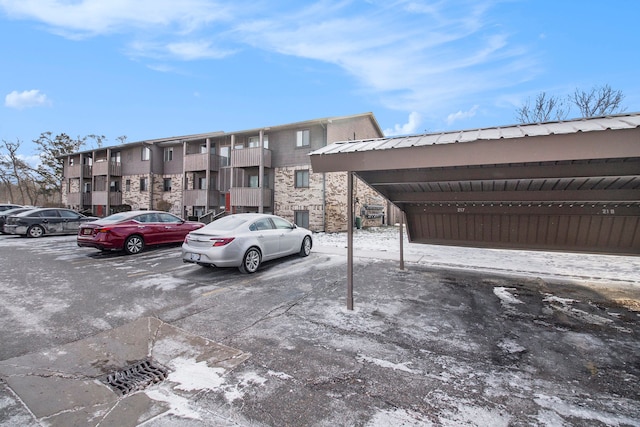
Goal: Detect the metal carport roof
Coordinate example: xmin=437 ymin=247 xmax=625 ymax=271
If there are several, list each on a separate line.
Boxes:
xmin=310 ymin=113 xmax=640 ymax=308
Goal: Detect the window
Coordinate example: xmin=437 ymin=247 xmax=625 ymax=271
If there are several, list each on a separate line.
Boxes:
xmin=296 ymin=129 xmax=310 ymax=147
xmin=249 ymin=175 xmax=259 ymax=188
xmin=199 ymin=143 xmax=208 ymax=154
xmin=164 ymin=147 xmax=173 ymax=162
xmin=295 ymin=170 xmax=309 ymax=188
xmin=272 ymin=217 xmax=293 ymax=230
xmin=111 ymin=152 xmax=121 ymax=163
xmin=220 ymin=146 xmax=230 ymax=167
xmin=198 ymin=177 xmax=207 ymax=190
xmin=140 ymin=177 xmax=148 ymax=192
xmin=69 ymin=158 xmax=75 ymax=166
xmin=110 ymin=180 xmax=120 ymax=192
xmin=163 ymin=178 xmax=172 ymax=192
xmin=83 ymin=182 xmax=91 ymax=193
xmin=248 ymin=135 xmax=269 ymax=148
xmin=250 ymin=218 xmax=274 ymax=231
xmin=141 ymin=146 xmax=151 ymax=161
xmin=125 ymin=179 xmax=131 ymax=192
xmin=295 ymin=210 xmax=309 ymax=229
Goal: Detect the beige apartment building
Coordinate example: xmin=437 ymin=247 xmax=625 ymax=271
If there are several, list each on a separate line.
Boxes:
xmin=60 ymin=113 xmax=391 ymax=232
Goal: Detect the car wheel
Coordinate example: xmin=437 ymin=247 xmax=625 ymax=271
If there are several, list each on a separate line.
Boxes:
xmin=239 ymin=247 xmax=261 ymax=274
xmin=27 ymin=225 xmax=44 ymax=238
xmin=299 ymin=235 xmax=312 ymax=257
xmin=124 ymin=235 xmax=145 ymax=255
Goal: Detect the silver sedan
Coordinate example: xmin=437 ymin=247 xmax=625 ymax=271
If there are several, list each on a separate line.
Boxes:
xmin=182 ymin=213 xmax=313 ymax=273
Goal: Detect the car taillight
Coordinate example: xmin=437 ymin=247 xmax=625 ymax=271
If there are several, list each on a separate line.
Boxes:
xmin=211 ymin=237 xmax=235 ymax=247
xmin=95 ymin=227 xmax=111 ymax=234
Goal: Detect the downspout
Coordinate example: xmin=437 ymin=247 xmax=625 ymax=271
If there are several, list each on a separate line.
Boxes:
xmin=259 ymin=129 xmax=264 ymax=213
xmin=205 ymin=138 xmax=211 ymax=213
xmin=106 ymin=148 xmax=111 ymax=215
xmin=182 ymin=140 xmax=187 ymax=219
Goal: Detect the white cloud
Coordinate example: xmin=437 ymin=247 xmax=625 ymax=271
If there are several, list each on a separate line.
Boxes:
xmin=0 ymin=0 xmax=231 ymax=36
xmin=384 ymin=112 xmax=422 ymax=136
xmin=446 ymin=105 xmax=479 ymax=125
xmin=5 ymin=89 xmax=51 ymax=109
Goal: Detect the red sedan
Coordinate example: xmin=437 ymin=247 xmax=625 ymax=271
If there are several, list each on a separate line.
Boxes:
xmin=78 ymin=210 xmax=204 ymax=254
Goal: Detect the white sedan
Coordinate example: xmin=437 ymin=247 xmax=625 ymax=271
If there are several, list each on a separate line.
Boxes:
xmin=182 ymin=213 xmax=313 ymax=273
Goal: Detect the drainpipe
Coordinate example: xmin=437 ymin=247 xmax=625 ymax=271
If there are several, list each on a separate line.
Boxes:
xmin=259 ymin=129 xmax=264 ymax=213
xmin=205 ymin=138 xmax=211 ymax=213
xmin=230 ymin=134 xmax=235 ymax=213
xmin=106 ymin=148 xmax=111 ymax=215
xmin=182 ymin=140 xmax=187 ymax=219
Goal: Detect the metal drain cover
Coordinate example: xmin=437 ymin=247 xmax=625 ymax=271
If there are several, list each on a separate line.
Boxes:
xmin=102 ymin=359 xmax=169 ymax=395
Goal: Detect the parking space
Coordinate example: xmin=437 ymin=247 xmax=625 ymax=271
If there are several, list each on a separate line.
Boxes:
xmin=0 ymin=232 xmax=639 ymax=426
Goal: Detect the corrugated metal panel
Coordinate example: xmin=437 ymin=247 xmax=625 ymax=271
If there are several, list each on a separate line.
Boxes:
xmin=310 ymin=112 xmax=640 ymax=155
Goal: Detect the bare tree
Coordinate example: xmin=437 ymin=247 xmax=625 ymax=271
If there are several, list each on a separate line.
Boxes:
xmin=569 ymin=84 xmax=626 ymax=117
xmin=0 ymin=139 xmax=41 ymax=205
xmin=515 ymin=92 xmax=569 ymax=123
xmin=33 ymin=132 xmax=87 ymax=205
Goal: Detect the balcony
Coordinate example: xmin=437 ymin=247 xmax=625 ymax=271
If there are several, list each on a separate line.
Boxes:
xmin=232 ymin=147 xmax=272 ymax=168
xmin=230 ymin=187 xmax=273 ymax=208
xmin=67 ymin=192 xmax=92 ymax=206
xmin=92 ymin=191 xmax=122 ymax=206
xmin=183 ymin=189 xmax=220 ymax=206
xmin=184 ymin=153 xmax=221 ymax=172
xmin=92 ymin=160 xmax=122 ymax=176
xmin=67 ymin=164 xmax=92 ymax=179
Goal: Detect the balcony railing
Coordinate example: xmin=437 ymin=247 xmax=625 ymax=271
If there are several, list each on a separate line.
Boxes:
xmin=92 ymin=161 xmax=122 ymax=176
xmin=232 ymin=147 xmax=272 ymax=168
xmin=230 ymin=187 xmax=273 ymax=208
xmin=183 ymin=189 xmax=220 ymax=206
xmin=92 ymin=191 xmax=122 ymax=205
xmin=66 ymin=192 xmax=92 ymax=206
xmin=67 ymin=164 xmax=92 ymax=179
xmin=184 ymin=153 xmax=221 ymax=172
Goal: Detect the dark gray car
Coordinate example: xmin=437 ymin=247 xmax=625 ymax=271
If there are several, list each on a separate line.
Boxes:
xmin=3 ymin=208 xmax=98 ymax=238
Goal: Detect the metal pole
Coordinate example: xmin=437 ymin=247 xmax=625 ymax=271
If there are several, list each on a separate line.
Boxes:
xmin=347 ymin=172 xmax=354 ymax=310
xmin=399 ymin=210 xmax=405 ymax=270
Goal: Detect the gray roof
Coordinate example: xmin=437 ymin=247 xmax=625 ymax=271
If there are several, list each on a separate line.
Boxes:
xmin=310 ymin=112 xmax=640 ymax=156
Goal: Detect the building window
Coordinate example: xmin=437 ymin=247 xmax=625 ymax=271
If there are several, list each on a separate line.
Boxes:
xmin=295 ymin=210 xmax=309 ymax=229
xmin=142 ymin=146 xmax=151 ymax=161
xmin=198 ymin=177 xmax=207 ymax=190
xmin=125 ymin=179 xmax=131 ymax=192
xmin=110 ymin=180 xmax=120 ymax=192
xmin=296 ymin=130 xmax=310 ymax=147
xmin=140 ymin=177 xmax=148 ymax=192
xmin=164 ymin=147 xmax=173 ymax=162
xmin=83 ymin=182 xmax=91 ymax=193
xmin=295 ymin=170 xmax=309 ymax=188
xmin=220 ymin=146 xmax=230 ymax=167
xmin=111 ymin=151 xmax=121 ymax=163
xmin=69 ymin=158 xmax=75 ymax=166
xmin=249 ymin=175 xmax=259 ymax=188
xmin=248 ymin=135 xmax=269 ymax=148
xmin=163 ymin=178 xmax=172 ymax=192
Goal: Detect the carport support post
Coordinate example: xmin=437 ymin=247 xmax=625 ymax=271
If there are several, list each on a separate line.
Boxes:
xmin=399 ymin=211 xmax=405 ymax=270
xmin=347 ymin=172 xmax=354 ymax=310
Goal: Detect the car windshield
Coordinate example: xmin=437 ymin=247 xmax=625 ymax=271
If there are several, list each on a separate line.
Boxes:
xmin=202 ymin=215 xmax=248 ymax=231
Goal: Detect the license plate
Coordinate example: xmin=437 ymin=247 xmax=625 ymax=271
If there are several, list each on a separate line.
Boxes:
xmin=82 ymin=229 xmax=93 ymax=235
xmin=189 ymin=253 xmax=201 ymax=261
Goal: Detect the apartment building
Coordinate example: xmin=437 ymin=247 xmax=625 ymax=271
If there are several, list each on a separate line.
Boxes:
xmin=60 ymin=113 xmax=390 ymax=232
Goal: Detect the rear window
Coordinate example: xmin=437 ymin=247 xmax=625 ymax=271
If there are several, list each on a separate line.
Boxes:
xmin=203 ymin=216 xmax=248 ymax=231
xmin=99 ymin=212 xmax=135 ymax=223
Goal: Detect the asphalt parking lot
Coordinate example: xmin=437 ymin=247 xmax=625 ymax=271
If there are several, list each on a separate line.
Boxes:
xmin=0 ymin=230 xmax=639 ymax=426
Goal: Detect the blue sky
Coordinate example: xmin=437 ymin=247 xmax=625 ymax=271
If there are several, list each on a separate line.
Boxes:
xmin=1 ymin=0 xmax=638 ymax=160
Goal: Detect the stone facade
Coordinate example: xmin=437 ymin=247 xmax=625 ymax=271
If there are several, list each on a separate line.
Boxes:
xmin=324 ymin=172 xmax=387 ymax=232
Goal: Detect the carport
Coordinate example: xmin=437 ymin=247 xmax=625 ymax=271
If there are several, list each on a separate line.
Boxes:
xmin=310 ymin=113 xmax=640 ymax=309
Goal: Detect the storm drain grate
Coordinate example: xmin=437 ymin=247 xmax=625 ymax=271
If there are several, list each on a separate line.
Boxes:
xmin=102 ymin=359 xmax=169 ymax=396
